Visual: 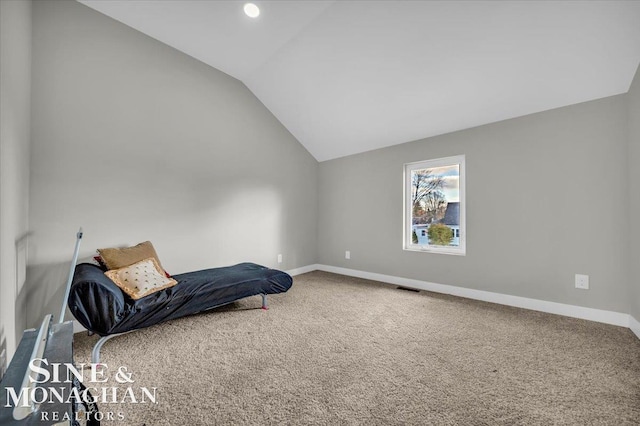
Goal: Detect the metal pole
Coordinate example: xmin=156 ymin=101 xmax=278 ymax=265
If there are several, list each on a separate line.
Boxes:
xmin=59 ymin=227 xmax=83 ymax=324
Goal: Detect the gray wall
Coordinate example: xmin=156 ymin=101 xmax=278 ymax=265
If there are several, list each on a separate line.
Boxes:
xmin=27 ymin=0 xmax=318 ymax=326
xmin=0 ymin=0 xmax=32 ymax=363
xmin=8 ymin=0 xmax=639 ymax=342
xmin=629 ymin=65 xmax=640 ymax=321
xmin=319 ymin=95 xmax=630 ymax=313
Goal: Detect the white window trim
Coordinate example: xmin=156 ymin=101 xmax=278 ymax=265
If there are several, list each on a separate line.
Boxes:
xmin=403 ymin=155 xmax=466 ymax=256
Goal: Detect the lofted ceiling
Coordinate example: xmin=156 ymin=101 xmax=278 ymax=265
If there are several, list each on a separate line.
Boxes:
xmin=79 ymin=0 xmax=640 ymax=161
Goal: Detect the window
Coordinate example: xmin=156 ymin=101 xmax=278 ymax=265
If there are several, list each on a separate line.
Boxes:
xmin=404 ymin=155 xmax=465 ymax=255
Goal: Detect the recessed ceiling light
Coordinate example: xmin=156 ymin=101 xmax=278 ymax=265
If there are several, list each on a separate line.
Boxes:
xmin=243 ymin=3 xmax=260 ymax=18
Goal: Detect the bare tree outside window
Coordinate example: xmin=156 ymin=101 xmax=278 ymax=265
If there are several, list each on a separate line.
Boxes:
xmin=411 ymin=170 xmax=445 ymax=224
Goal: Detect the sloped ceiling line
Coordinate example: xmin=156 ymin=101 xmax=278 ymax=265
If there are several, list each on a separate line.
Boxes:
xmin=79 ymin=0 xmax=640 ymax=161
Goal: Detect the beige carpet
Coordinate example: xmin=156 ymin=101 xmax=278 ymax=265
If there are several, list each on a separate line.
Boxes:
xmin=73 ymin=271 xmax=640 ymax=425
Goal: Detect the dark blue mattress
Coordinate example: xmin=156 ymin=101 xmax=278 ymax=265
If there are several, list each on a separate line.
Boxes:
xmin=68 ymin=262 xmax=293 ymax=336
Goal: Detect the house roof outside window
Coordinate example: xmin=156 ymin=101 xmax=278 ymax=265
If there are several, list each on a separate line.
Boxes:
xmin=441 ymin=202 xmax=460 ymax=226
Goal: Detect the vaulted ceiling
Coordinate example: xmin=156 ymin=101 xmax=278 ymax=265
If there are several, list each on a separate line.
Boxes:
xmin=79 ymin=0 xmax=640 ymax=161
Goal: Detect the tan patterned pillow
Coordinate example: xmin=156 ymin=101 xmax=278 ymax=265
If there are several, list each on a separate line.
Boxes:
xmin=105 ymin=257 xmax=177 ymax=300
xmin=98 ymin=241 xmax=166 ymax=271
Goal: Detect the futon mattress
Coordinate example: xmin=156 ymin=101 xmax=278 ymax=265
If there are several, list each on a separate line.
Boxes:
xmin=68 ymin=262 xmax=292 ymax=336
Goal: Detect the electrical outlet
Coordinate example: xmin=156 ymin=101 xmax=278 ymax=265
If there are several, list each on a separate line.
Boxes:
xmin=575 ymin=274 xmax=589 ymax=290
xmin=345 ymin=251 xmax=351 ymax=260
xmin=277 ymin=254 xmax=283 ymax=264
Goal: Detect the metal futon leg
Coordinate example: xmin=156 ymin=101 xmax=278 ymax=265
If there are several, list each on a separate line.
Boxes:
xmin=91 ymin=296 xmax=269 ymax=365
xmin=91 ymin=334 xmax=122 ymax=365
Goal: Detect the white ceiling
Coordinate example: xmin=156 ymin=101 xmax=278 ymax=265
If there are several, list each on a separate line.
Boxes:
xmin=79 ymin=1 xmax=640 ymax=161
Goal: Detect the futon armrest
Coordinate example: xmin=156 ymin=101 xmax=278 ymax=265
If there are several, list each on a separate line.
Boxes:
xmin=68 ymin=263 xmax=127 ymax=336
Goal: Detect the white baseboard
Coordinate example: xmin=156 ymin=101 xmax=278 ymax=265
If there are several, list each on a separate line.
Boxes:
xmin=72 ymin=264 xmax=640 ymax=341
xmin=286 ymin=264 xmax=320 ymax=276
xmin=308 ymin=264 xmax=634 ymax=332
xmin=630 ymin=315 xmax=640 ymax=340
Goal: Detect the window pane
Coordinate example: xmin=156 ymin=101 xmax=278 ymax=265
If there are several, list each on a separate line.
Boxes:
xmin=410 ymin=164 xmax=460 ymax=247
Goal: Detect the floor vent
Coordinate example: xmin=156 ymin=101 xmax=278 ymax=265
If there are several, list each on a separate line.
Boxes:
xmin=397 ymin=286 xmax=420 ymax=293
